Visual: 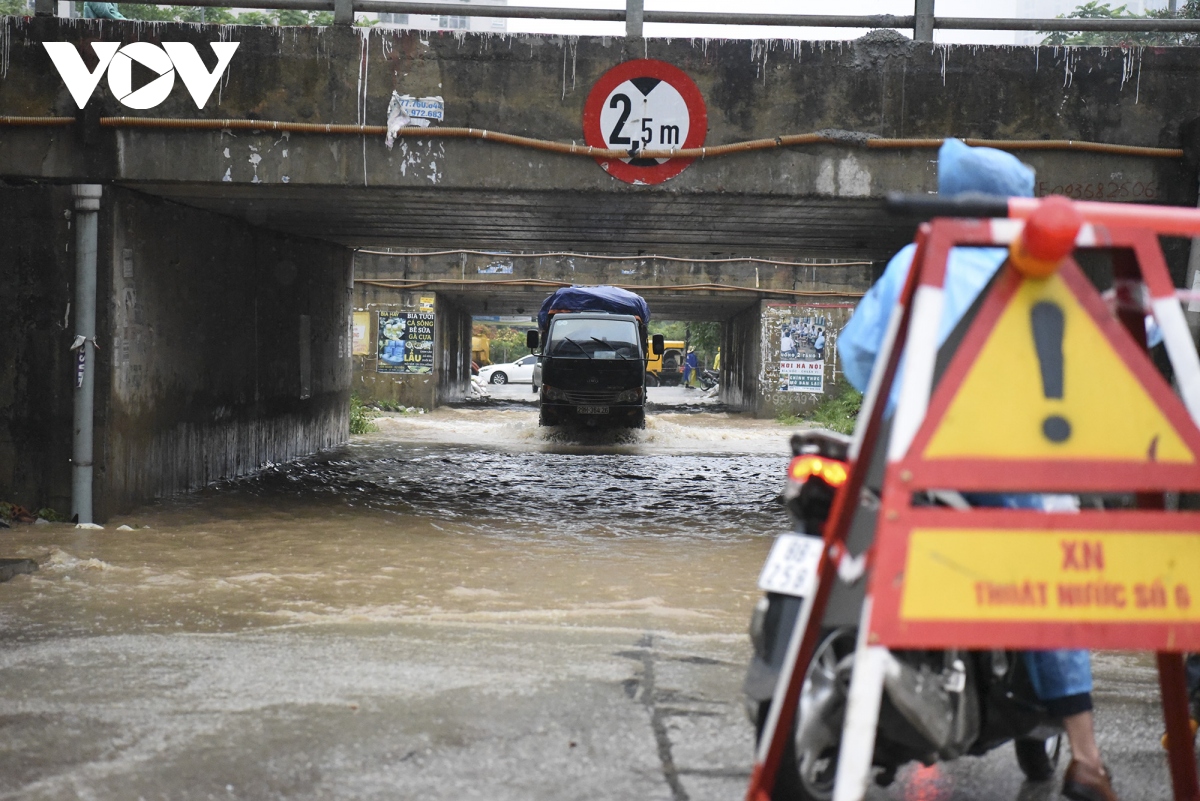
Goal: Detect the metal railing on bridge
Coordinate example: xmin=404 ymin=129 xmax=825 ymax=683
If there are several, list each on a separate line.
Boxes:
xmin=25 ymin=0 xmax=1200 ymax=42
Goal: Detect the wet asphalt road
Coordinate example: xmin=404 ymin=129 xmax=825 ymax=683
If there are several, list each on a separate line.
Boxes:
xmin=0 ymin=407 xmax=1188 ymax=800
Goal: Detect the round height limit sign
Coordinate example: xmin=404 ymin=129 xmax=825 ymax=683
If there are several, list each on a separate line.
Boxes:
xmin=583 ymin=59 xmax=707 ymax=185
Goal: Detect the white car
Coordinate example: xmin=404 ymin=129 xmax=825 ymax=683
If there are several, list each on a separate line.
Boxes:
xmin=479 ymin=354 xmax=538 ymax=385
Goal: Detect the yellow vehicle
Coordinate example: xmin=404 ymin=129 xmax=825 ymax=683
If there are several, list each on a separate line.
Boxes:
xmin=471 ymin=335 xmax=491 ymax=367
xmin=645 ymin=339 xmax=686 ymax=386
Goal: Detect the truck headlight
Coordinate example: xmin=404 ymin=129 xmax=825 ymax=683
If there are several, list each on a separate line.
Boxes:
xmin=615 ymin=388 xmax=642 ymax=403
xmin=543 ymin=385 xmax=568 ymax=402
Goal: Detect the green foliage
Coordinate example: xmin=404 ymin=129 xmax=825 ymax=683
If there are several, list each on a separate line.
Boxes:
xmin=0 ymin=0 xmax=30 ymax=16
xmin=808 ymin=387 xmax=863 ymax=434
xmin=1041 ymin=1 xmax=1200 ymax=46
xmin=276 ymin=8 xmax=308 ymax=25
xmin=349 ymin=394 xmax=378 ymax=435
xmin=110 ymin=4 xmax=338 ymax=24
xmin=0 ymin=502 xmax=63 ymax=523
xmin=473 ymin=323 xmax=532 ymax=364
xmin=116 ymin=2 xmax=176 ymax=19
xmin=175 ymin=5 xmax=235 ymax=22
xmin=233 ymin=10 xmax=276 ymax=24
xmin=777 ymin=386 xmax=863 ymax=435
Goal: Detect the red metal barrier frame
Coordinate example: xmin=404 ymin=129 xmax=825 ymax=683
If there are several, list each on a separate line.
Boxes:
xmin=869 ymin=507 xmax=1200 ymax=651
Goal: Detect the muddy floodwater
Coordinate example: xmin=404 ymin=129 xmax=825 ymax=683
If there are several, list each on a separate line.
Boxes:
xmin=0 ymin=407 xmax=794 ymax=800
xmin=0 ymin=405 xmax=1173 ymax=800
xmin=3 ymin=409 xmax=789 ymax=639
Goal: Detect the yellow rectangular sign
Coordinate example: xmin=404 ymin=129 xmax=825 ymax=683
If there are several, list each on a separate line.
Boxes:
xmin=901 ymin=528 xmax=1200 ymax=623
xmin=352 ymin=312 xmax=371 ymax=355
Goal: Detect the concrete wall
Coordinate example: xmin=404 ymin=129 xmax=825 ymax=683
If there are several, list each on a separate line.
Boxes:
xmin=0 ymin=184 xmax=77 ymax=516
xmin=101 ymin=187 xmax=352 ymax=517
xmin=4 ymin=20 xmax=1197 ymax=204
xmin=352 ymin=288 xmax=472 ymax=409
xmin=0 ymin=183 xmax=353 ymax=520
xmin=720 ymin=302 xmax=762 ymax=412
xmin=756 ymin=301 xmax=857 ymax=419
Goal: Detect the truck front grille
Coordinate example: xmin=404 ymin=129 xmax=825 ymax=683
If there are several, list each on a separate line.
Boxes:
xmin=562 ymin=390 xmax=622 ymax=404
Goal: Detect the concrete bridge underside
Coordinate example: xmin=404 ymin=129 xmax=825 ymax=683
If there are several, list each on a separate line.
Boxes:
xmin=6 ymin=19 xmax=1200 ymax=517
xmin=4 ymin=20 xmax=1200 ymax=260
xmin=352 ymin=249 xmax=872 ymax=414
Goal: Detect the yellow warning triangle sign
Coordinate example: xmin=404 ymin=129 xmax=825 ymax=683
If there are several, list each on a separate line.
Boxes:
xmin=903 ymin=259 xmax=1200 ymax=492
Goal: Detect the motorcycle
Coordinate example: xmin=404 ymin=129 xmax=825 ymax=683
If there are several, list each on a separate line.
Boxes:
xmin=744 ymin=429 xmax=1064 ymax=801
xmin=698 ymin=368 xmax=719 ymax=391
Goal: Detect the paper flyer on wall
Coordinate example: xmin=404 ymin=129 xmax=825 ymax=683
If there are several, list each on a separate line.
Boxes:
xmin=779 ymin=314 xmax=827 ymax=393
xmin=377 ymin=312 xmax=435 ymax=374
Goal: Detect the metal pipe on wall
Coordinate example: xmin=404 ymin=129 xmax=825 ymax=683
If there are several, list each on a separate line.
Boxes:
xmin=71 ymin=184 xmax=101 ymax=525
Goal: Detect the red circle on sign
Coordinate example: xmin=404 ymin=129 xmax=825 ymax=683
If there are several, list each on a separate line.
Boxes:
xmin=583 ymin=59 xmax=707 ymax=185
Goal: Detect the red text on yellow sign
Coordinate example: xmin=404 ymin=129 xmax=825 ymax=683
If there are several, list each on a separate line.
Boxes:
xmin=901 ymin=528 xmax=1200 ymax=624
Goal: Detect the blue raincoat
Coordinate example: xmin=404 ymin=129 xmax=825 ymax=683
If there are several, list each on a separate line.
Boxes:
xmin=837 ymin=139 xmax=1093 ymax=706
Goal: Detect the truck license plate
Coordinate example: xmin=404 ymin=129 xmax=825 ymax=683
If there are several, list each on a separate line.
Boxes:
xmin=578 ymin=405 xmax=609 ymax=415
xmin=757 ymin=534 xmax=823 ymax=597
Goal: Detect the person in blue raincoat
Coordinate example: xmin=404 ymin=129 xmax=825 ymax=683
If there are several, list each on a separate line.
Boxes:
xmin=83 ymin=2 xmax=126 ymax=18
xmin=838 ymin=139 xmax=1119 ymax=801
xmin=683 ymin=347 xmax=699 ymax=388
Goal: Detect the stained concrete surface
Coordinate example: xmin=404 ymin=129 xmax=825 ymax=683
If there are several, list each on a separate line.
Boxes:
xmin=0 ymin=621 xmax=1180 ymax=800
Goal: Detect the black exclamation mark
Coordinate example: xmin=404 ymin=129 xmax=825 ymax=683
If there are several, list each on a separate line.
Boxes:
xmin=1031 ymin=301 xmax=1071 ymax=443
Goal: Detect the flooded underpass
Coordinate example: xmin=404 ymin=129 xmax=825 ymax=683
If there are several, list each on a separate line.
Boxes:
xmin=0 ymin=405 xmax=1179 ymax=800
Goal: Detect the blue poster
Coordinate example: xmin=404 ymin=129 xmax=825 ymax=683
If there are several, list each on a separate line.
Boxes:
xmin=377 ymin=312 xmax=435 ymax=374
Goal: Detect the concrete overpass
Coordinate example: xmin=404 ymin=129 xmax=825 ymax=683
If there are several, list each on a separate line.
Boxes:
xmin=4 ymin=16 xmax=1200 ymax=517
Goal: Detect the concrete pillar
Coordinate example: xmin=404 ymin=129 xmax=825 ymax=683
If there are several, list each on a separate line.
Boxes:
xmin=71 ymin=184 xmax=101 ymax=525
xmin=914 ymin=0 xmax=935 ymax=43
xmin=334 ymin=0 xmax=353 ymax=25
xmin=719 ymin=301 xmax=763 ymax=413
xmin=34 ymin=0 xmax=54 ymax=15
xmin=434 ymin=293 xmax=473 ymax=406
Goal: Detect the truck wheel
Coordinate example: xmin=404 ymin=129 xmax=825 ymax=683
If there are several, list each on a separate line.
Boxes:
xmin=490 ymin=372 xmax=508 ymax=385
xmin=645 ymin=372 xmax=659 ymax=387
xmin=755 ymin=627 xmax=856 ymax=801
xmin=539 ymin=408 xmax=557 ymax=427
xmin=1014 ymin=734 xmax=1062 ymax=781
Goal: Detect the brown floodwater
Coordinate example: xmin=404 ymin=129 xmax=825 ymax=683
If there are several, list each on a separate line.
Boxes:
xmin=1 ymin=409 xmax=794 ymax=641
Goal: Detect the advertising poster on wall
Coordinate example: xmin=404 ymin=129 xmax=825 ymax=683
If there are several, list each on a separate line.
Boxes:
xmin=352 ymin=312 xmax=370 ymax=355
xmin=377 ymin=312 xmax=436 ymax=374
xmin=779 ymin=314 xmax=828 ymax=393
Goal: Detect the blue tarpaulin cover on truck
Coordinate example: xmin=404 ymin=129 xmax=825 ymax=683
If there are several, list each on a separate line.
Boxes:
xmin=537 ymin=286 xmax=651 ymax=331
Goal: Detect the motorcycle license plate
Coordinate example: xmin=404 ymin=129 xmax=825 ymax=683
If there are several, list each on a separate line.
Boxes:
xmin=757 ymin=534 xmax=823 ymax=597
xmin=578 ymin=406 xmax=609 ymax=415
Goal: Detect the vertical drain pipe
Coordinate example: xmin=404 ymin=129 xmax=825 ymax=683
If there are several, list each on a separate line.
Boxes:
xmin=71 ymin=184 xmax=102 ymax=525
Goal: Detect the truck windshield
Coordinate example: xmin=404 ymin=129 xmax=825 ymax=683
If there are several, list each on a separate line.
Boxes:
xmin=547 ymin=318 xmax=640 ymax=360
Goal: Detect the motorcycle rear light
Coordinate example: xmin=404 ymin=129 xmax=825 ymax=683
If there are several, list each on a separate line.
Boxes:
xmin=787 ymin=455 xmax=848 ymax=487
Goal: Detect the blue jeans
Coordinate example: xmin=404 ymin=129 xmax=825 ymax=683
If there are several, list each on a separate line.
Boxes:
xmin=964 ymin=494 xmax=1095 ymax=718
xmin=1024 ymin=649 xmax=1093 ymax=717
